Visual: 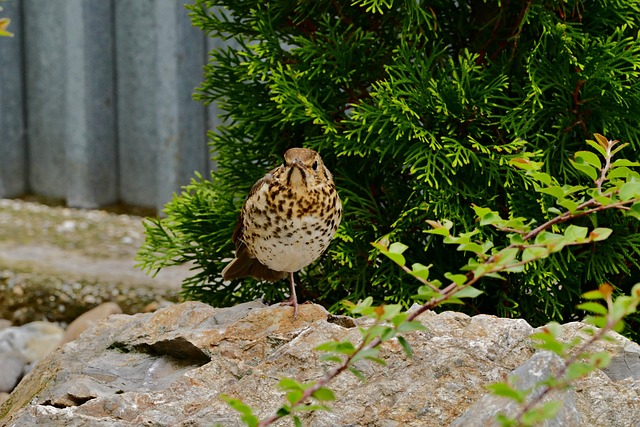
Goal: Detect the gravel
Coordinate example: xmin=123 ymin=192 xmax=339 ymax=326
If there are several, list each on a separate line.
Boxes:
xmin=0 ymin=199 xmax=192 ymax=325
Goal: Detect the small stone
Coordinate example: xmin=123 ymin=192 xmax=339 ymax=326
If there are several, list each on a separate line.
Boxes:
xmin=55 ymin=220 xmax=77 ymax=233
xmin=20 ymin=322 xmax=65 ymax=363
xmin=61 ymin=302 xmax=122 ymax=344
xmin=0 ymin=319 xmax=11 ymax=331
xmin=0 ymin=351 xmax=26 ymax=393
xmin=142 ymin=300 xmax=174 ymax=313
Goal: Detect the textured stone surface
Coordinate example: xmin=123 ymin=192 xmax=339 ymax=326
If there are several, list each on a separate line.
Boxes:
xmin=1 ymin=302 xmax=638 ymax=426
xmin=452 ymin=351 xmax=582 ymax=427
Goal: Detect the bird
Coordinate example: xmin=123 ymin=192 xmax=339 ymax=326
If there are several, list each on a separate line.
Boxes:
xmin=221 ymin=147 xmax=342 ymax=319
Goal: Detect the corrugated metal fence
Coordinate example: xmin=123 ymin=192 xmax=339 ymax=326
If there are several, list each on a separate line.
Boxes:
xmin=0 ymin=0 xmax=221 ymax=211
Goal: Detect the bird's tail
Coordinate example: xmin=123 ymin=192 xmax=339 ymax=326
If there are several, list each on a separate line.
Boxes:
xmin=222 ymin=250 xmax=288 ymax=282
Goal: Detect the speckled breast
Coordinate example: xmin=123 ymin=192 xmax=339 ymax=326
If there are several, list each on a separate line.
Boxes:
xmin=242 ymin=180 xmax=341 ymax=273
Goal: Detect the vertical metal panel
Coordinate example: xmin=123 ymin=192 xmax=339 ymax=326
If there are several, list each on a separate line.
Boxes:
xmin=154 ymin=1 xmax=208 ymax=212
xmin=0 ymin=0 xmax=27 ymax=197
xmin=65 ymin=0 xmax=117 ymax=208
xmin=4 ymin=1 xmax=213 ymax=211
xmin=115 ymin=0 xmax=159 ymax=208
xmin=24 ymin=0 xmax=68 ymax=200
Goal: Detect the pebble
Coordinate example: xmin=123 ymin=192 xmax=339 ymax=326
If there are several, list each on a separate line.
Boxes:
xmin=0 ymin=321 xmax=64 ymax=393
xmin=61 ymin=302 xmax=122 ymax=344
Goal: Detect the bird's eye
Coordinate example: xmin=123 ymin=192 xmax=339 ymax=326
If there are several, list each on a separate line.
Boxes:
xmin=312 ymin=160 xmax=318 ymax=171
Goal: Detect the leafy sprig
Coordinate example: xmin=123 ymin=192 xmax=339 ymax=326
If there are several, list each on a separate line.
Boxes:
xmin=490 ymin=282 xmax=640 ymax=426
xmin=221 ymin=135 xmax=640 ymax=426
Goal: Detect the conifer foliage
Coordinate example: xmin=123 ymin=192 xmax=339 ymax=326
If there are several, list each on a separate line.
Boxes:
xmin=138 ymin=0 xmax=640 ymax=338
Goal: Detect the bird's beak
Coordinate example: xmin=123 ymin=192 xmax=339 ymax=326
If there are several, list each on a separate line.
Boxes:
xmin=287 ymin=158 xmax=307 ymax=187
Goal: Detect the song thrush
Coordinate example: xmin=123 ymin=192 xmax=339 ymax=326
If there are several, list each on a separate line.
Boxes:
xmin=222 ymin=148 xmax=342 ymax=319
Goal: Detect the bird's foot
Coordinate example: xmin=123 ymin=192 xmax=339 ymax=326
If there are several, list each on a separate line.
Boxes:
xmin=280 ymin=293 xmax=299 ymax=320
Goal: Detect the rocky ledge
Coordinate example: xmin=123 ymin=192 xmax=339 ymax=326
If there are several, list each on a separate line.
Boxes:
xmin=1 ymin=301 xmax=638 ymax=426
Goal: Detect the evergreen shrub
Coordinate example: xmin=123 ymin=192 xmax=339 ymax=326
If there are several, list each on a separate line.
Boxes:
xmin=138 ymin=0 xmax=640 ymax=341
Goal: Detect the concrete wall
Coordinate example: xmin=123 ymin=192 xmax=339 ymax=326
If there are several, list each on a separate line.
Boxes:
xmin=0 ymin=0 xmax=219 ymax=211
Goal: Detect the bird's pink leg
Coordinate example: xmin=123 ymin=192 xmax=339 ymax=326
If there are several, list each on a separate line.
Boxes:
xmin=280 ymin=271 xmax=299 ymax=319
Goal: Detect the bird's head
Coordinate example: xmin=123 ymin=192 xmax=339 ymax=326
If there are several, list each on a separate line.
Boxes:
xmin=282 ymin=148 xmax=333 ymax=190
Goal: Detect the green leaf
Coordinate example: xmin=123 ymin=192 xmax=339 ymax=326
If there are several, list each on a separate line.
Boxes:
xmin=377 ymin=304 xmax=403 ymax=321
xmin=412 ymin=285 xmax=440 ymax=301
xmin=276 ymin=406 xmax=292 ymax=417
xmin=522 ymin=246 xmax=548 ymax=262
xmin=351 ymin=347 xmax=381 ymax=363
xmin=564 ymin=225 xmax=588 ymax=240
xmin=589 ymin=351 xmax=611 ymax=369
xmin=220 ymin=395 xmax=260 ymax=427
xmin=557 ymin=198 xmax=580 ymax=213
xmin=425 ymin=226 xmax=450 ymax=237
xmin=485 ymin=382 xmax=529 ymax=403
xmin=608 ymin=166 xmax=634 ymax=180
xmin=613 ymin=319 xmax=626 ymax=333
xmin=365 ymin=356 xmax=387 ymax=365
xmin=382 ymin=251 xmax=406 ymax=267
xmin=566 ymin=361 xmax=595 ymax=381
xmin=397 ymin=335 xmax=414 ymax=358
xmin=589 ymin=227 xmax=612 ymax=242
xmin=576 ymin=302 xmax=608 ymax=315
xmin=570 ymin=160 xmax=598 ymax=181
xmin=583 ymin=315 xmax=607 ymax=328
xmin=389 ymin=242 xmax=408 ymax=255
xmin=457 ymin=242 xmax=486 ymax=253
xmin=611 ymin=142 xmax=630 ymax=157
xmin=371 ymin=240 xmax=408 ymax=266
xmin=479 ymin=212 xmax=504 ymax=227
xmin=537 ymin=186 xmax=565 ymax=199
xmin=410 ymin=263 xmax=431 ymax=280
xmin=348 ymin=367 xmax=366 ymax=381
xmin=396 ymin=320 xmax=427 ymax=333
xmin=315 ymin=341 xmax=356 ymax=355
xmin=221 ymin=395 xmax=254 ymax=417
xmin=278 ymin=378 xmax=303 ymax=391
xmin=494 ymin=247 xmax=519 ymax=266
xmin=472 ymin=205 xmax=494 ymax=220
xmin=521 ymin=401 xmax=563 ymax=425
xmin=582 ymin=289 xmax=606 ymax=300
xmin=453 ymin=286 xmax=483 ymax=299
xmin=586 ymin=138 xmax=607 ymax=157
xmin=626 ymin=202 xmax=640 ymax=220
xmin=444 ymin=272 xmax=468 ymax=285
xmin=619 ymin=181 xmax=640 ymax=201
xmin=611 ymin=159 xmax=640 ymax=168
xmin=574 ymin=150 xmax=602 ymax=169
xmin=286 ymin=390 xmax=303 ymax=405
xmin=529 ymin=171 xmax=553 ymax=185
xmin=320 ymin=353 xmax=342 ymax=364
xmin=510 ymin=157 xmax=543 ymax=171
xmin=312 ymin=387 xmax=336 ymax=402
xmin=535 ymin=232 xmax=568 ymax=253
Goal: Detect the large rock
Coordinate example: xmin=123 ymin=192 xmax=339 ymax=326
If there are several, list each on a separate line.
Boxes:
xmin=0 ymin=301 xmax=638 ymax=426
